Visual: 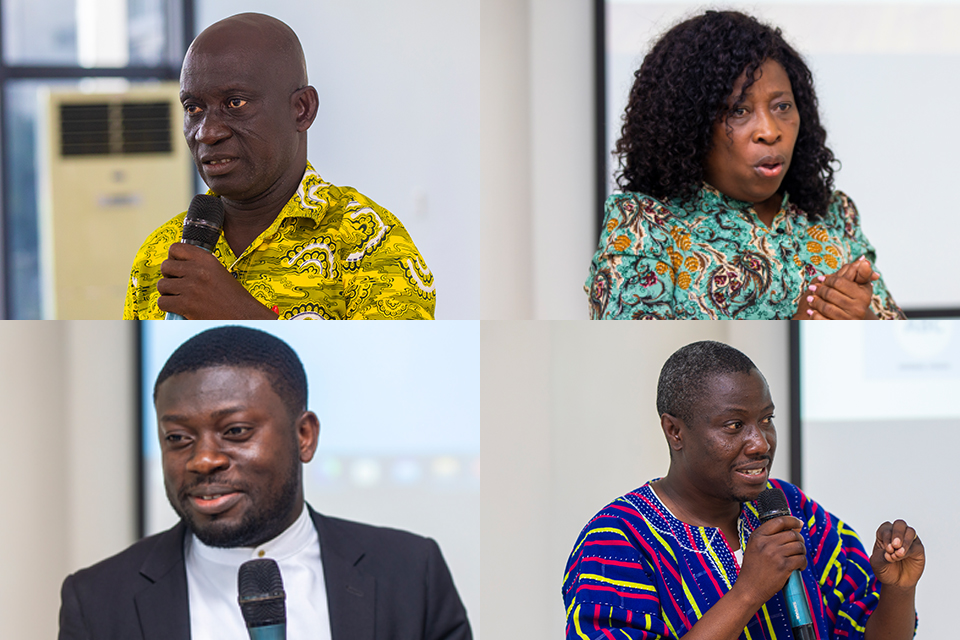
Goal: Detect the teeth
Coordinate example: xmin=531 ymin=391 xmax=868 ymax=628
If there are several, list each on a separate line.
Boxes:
xmin=742 ymin=469 xmax=762 ymax=475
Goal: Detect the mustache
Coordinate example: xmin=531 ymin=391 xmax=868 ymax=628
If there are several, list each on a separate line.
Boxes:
xmin=178 ymin=475 xmax=244 ymax=497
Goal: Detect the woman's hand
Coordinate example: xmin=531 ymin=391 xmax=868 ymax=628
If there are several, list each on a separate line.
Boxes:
xmin=797 ymin=257 xmax=879 ymax=319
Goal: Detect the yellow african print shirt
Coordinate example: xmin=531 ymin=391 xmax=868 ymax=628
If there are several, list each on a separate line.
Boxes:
xmin=123 ymin=163 xmax=435 ymax=319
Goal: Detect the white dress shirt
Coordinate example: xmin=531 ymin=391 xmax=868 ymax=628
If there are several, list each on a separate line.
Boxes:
xmin=185 ymin=505 xmax=332 ymax=640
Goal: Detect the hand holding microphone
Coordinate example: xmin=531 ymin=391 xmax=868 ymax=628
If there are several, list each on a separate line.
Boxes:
xmin=737 ymin=501 xmax=806 ymax=605
xmin=157 ymin=194 xmax=278 ymax=319
xmin=747 ymin=488 xmax=814 ymax=640
xmin=163 ymin=195 xmax=224 ymax=320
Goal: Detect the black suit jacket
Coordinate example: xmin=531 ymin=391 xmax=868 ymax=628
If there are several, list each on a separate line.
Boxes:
xmin=59 ymin=507 xmax=471 ymax=640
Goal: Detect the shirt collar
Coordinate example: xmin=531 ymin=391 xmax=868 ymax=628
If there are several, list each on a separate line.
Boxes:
xmin=206 ymin=161 xmax=331 ymax=230
xmin=698 ymin=183 xmax=791 ymax=225
xmin=188 ymin=503 xmax=315 ymax=566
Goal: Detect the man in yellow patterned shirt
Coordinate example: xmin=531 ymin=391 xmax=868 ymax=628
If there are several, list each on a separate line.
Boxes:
xmin=123 ymin=13 xmax=435 ymax=319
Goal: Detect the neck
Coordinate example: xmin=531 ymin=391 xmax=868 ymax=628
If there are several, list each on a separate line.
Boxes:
xmin=753 ymin=192 xmax=781 ymax=228
xmin=654 ymin=471 xmax=741 ymax=532
xmin=220 ymin=157 xmax=307 ymax=255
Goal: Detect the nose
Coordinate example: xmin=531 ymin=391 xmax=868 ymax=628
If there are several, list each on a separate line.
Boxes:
xmin=185 ymin=433 xmax=229 ymax=475
xmin=743 ymin=423 xmax=772 ymax=456
xmin=753 ymin=109 xmax=781 ymax=145
xmin=190 ymin=110 xmax=231 ymax=146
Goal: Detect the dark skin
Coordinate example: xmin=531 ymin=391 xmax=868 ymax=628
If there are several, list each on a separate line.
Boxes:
xmin=795 ymin=257 xmax=880 ymax=320
xmin=156 ymin=366 xmax=319 ymax=547
xmin=653 ymin=369 xmax=924 ymax=640
xmin=157 ymin=13 xmax=320 ymax=319
xmin=703 ymin=59 xmax=882 ymax=320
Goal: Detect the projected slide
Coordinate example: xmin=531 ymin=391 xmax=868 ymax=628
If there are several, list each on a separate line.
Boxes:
xmin=800 ymin=321 xmax=958 ymax=639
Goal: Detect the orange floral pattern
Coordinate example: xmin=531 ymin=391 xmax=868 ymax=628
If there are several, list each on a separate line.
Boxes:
xmin=586 ymin=186 xmax=903 ymax=319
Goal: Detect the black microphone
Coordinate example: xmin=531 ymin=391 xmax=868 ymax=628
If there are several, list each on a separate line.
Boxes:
xmin=165 ymin=194 xmax=225 ymax=320
xmin=756 ymin=488 xmax=815 ymax=640
xmin=238 ymin=558 xmax=286 ymax=640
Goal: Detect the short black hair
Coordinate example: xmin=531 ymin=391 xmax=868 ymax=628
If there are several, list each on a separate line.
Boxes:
xmin=154 ymin=326 xmax=307 ymax=418
xmin=615 ymin=10 xmax=837 ymax=219
xmin=657 ymin=340 xmax=759 ymax=424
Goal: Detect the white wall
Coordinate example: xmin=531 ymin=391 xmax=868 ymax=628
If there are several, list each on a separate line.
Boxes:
xmin=0 ymin=322 xmax=136 ymax=640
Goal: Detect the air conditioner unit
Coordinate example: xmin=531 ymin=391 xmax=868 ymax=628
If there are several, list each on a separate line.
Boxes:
xmin=38 ymin=82 xmax=194 ymax=319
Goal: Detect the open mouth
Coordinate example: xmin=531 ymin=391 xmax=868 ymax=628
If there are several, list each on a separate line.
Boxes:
xmin=201 ymin=157 xmax=237 ymax=175
xmin=187 ymin=489 xmax=243 ymax=515
xmin=755 ymin=162 xmax=783 ymax=178
xmin=734 ymin=463 xmax=769 ymax=483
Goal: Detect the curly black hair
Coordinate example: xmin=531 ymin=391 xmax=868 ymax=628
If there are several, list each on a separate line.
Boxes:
xmin=615 ymin=10 xmax=837 ymax=218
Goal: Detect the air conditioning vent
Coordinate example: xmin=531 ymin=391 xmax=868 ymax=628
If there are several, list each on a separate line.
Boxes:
xmin=59 ymin=101 xmax=172 ymax=156
xmin=60 ymin=103 xmax=111 ymax=156
xmin=122 ymin=102 xmax=173 ymax=153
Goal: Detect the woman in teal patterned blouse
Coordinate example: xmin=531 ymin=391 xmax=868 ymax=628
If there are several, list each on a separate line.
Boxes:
xmin=587 ymin=11 xmax=903 ymax=320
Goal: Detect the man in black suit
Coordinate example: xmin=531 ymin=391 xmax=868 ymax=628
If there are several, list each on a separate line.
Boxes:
xmin=58 ymin=326 xmax=471 ymax=640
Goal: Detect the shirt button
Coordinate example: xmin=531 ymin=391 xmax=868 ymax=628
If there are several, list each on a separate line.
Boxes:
xmin=258 ymin=550 xmax=265 ymax=558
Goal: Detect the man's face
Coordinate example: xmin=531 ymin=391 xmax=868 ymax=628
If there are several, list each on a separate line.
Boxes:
xmin=676 ymin=369 xmax=776 ymax=504
xmin=179 ymin=38 xmax=305 ymax=201
xmin=156 ymin=365 xmax=317 ymax=547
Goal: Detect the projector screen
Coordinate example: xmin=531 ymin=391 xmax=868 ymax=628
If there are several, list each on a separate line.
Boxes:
xmin=604 ymin=1 xmax=960 ymax=311
xmin=800 ymin=321 xmax=959 ymax=638
xmin=140 ymin=321 xmax=480 ymax=606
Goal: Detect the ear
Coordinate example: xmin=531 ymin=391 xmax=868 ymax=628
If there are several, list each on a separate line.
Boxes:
xmin=295 ymin=410 xmax=320 ymax=463
xmin=292 ymin=85 xmax=319 ymax=133
xmin=660 ymin=413 xmax=685 ymax=453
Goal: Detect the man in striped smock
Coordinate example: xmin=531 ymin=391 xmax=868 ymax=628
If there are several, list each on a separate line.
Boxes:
xmin=562 ymin=341 xmax=924 ymax=640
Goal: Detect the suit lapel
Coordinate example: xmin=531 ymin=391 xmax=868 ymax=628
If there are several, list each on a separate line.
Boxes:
xmin=312 ymin=507 xmax=376 ymax=640
xmin=134 ymin=522 xmax=192 ymax=640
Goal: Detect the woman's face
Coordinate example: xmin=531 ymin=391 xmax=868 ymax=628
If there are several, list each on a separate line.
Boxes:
xmin=703 ymin=59 xmax=800 ymax=217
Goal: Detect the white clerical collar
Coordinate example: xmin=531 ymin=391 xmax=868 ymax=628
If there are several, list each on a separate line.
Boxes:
xmin=184 ymin=503 xmax=332 ymax=640
xmin=189 ymin=503 xmax=315 ymax=565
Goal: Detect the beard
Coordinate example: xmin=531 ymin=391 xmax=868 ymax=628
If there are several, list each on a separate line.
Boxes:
xmin=166 ymin=466 xmax=302 ymax=548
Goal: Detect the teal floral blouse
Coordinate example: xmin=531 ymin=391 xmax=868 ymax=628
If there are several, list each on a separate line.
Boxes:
xmin=586 ymin=186 xmax=903 ymax=319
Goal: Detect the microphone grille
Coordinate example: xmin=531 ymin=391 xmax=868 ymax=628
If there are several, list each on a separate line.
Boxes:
xmin=755 ymin=487 xmax=790 ymax=522
xmin=238 ymin=558 xmax=286 ymax=628
xmin=181 ymin=194 xmax=224 ymax=250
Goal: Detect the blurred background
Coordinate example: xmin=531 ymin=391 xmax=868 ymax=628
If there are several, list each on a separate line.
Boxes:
xmin=1 ymin=0 xmax=956 ymax=319
xmin=3 ymin=320 xmax=956 ymax=639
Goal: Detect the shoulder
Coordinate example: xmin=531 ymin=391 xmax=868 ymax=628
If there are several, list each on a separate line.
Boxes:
xmin=306 ymin=181 xmax=410 ymax=232
xmin=317 ymin=512 xmax=437 ymax=551
xmin=604 ymin=192 xmax=678 ymax=229
xmin=65 ymin=525 xmax=182 ymax=586
xmin=574 ymin=484 xmax=667 ymax=544
xmin=303 ymin=182 xmax=427 ymax=265
xmin=311 ymin=510 xmax=445 ymax=576
xmin=61 ymin=525 xmax=184 ymax=611
xmin=765 ymin=478 xmax=832 ymax=523
xmin=799 ymin=190 xmax=862 ymax=237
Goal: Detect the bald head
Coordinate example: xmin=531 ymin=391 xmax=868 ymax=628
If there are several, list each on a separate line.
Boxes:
xmin=186 ymin=13 xmax=308 ymax=90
